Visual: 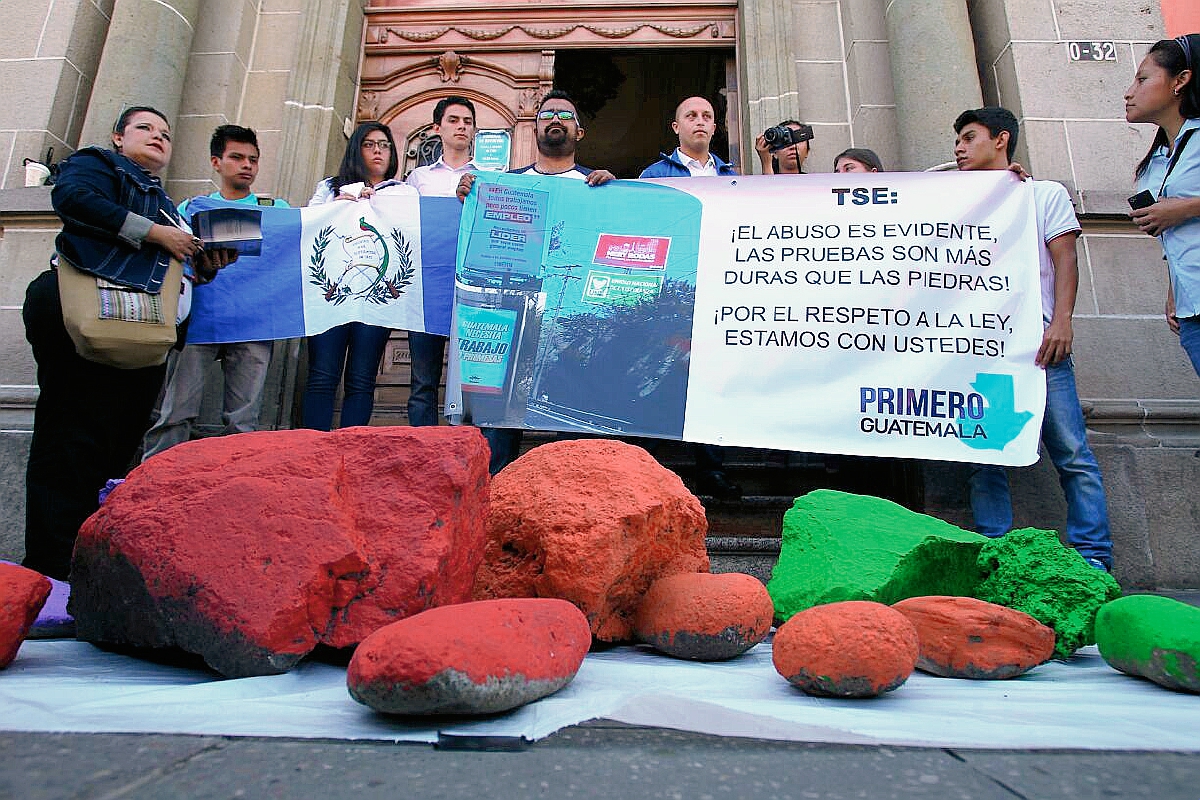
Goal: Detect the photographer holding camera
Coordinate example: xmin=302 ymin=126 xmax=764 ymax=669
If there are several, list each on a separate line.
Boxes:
xmin=754 ymin=120 xmax=814 ymax=175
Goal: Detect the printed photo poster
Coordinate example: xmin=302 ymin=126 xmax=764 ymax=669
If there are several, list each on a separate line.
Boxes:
xmin=447 ymin=172 xmax=703 ymax=439
xmin=448 ymin=170 xmax=1047 ymax=466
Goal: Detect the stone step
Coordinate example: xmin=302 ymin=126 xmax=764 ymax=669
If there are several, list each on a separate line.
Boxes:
xmin=706 ymin=537 xmax=781 ymax=584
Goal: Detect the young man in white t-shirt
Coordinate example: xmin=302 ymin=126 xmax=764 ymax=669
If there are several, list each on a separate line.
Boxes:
xmin=143 ymin=125 xmax=289 ymax=460
xmin=403 ymin=96 xmax=480 ymax=427
xmin=953 ymin=106 xmax=1113 ymax=571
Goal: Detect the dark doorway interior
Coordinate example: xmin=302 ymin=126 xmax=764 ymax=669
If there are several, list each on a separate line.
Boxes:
xmin=554 ymin=48 xmax=733 ymax=179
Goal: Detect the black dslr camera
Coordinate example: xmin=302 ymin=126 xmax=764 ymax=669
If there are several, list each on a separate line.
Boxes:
xmin=763 ymin=123 xmax=814 ymax=151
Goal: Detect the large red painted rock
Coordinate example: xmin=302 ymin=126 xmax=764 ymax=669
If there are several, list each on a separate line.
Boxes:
xmin=634 ymin=572 xmax=773 ymax=660
xmin=474 ymin=439 xmax=709 ymax=642
xmin=69 ymin=427 xmax=489 ymax=678
xmin=772 ymin=600 xmax=919 ymax=697
xmin=347 ymin=598 xmax=591 ymax=715
xmin=892 ymin=596 xmax=1056 ymax=679
xmin=0 ymin=563 xmax=52 ymax=669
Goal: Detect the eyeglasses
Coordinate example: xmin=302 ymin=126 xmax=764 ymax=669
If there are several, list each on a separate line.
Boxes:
xmin=361 ymin=140 xmax=392 ymax=152
xmin=537 ymin=110 xmax=576 ymax=122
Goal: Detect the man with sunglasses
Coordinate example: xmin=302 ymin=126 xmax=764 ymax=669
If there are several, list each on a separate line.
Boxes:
xmin=456 ymin=89 xmax=614 ymax=473
xmin=638 ymin=96 xmax=742 ymax=501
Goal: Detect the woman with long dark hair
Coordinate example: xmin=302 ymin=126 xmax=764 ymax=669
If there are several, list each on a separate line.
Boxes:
xmin=1126 ymin=34 xmax=1200 ymax=377
xmin=301 ymin=121 xmax=399 ymax=429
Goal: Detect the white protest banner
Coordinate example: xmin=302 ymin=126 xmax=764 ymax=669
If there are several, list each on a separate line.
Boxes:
xmin=448 ymin=170 xmax=1046 ymax=466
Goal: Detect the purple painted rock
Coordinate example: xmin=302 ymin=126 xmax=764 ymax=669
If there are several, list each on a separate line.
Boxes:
xmin=773 ymin=600 xmax=919 ymax=697
xmin=348 ymin=598 xmax=592 ymax=715
xmin=0 ymin=562 xmax=52 ymax=669
xmin=69 ymin=427 xmax=490 ymax=677
xmin=893 ymin=596 xmax=1056 ymax=679
xmin=633 ymin=572 xmax=773 ymax=660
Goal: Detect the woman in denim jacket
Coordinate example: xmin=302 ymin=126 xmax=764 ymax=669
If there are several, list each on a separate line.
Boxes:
xmin=22 ymin=106 xmax=231 ymax=580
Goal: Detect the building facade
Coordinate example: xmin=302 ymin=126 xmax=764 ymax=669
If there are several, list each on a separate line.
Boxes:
xmin=1 ymin=0 xmax=1197 ymax=587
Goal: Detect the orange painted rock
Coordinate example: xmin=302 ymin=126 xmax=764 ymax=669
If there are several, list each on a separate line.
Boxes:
xmin=474 ymin=439 xmax=709 ymax=642
xmin=634 ymin=572 xmax=773 ymax=660
xmin=893 ymin=596 xmax=1056 ymax=679
xmin=69 ymin=427 xmax=490 ymax=678
xmin=0 ymin=562 xmax=52 ymax=669
xmin=347 ymin=598 xmax=592 ymax=715
xmin=772 ymin=600 xmax=919 ymax=697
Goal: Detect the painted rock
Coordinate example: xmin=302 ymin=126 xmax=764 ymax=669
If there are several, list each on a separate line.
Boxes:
xmin=0 ymin=562 xmax=52 ymax=669
xmin=892 ymin=595 xmax=1056 ymax=679
xmin=974 ymin=528 xmax=1121 ymax=659
xmin=633 ymin=572 xmax=773 ymax=660
xmin=1096 ymin=595 xmax=1200 ymax=693
xmin=69 ymin=426 xmax=490 ymax=677
xmin=474 ymin=438 xmax=709 ymax=642
xmin=767 ymin=490 xmax=987 ymax=624
xmin=347 ymin=598 xmax=592 ymax=715
xmin=772 ymin=600 xmax=919 ymax=697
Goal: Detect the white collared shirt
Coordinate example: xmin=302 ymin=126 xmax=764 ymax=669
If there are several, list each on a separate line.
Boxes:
xmin=675 ymin=148 xmax=717 ymax=177
xmin=405 ymin=156 xmax=480 ymax=197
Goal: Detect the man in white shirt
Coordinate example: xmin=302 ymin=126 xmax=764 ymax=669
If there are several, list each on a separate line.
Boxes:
xmin=954 ymin=106 xmax=1113 ymax=571
xmin=404 ymin=96 xmax=480 ymax=426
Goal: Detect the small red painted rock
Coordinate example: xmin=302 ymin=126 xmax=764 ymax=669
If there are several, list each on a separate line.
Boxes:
xmin=772 ymin=600 xmax=919 ymax=697
xmin=634 ymin=572 xmax=773 ymax=660
xmin=893 ymin=595 xmax=1056 ymax=679
xmin=347 ymin=598 xmax=592 ymax=715
xmin=0 ymin=563 xmax=52 ymax=669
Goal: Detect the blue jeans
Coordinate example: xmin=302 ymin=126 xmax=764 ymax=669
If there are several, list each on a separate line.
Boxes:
xmin=143 ymin=341 xmax=273 ymax=459
xmin=968 ymin=357 xmax=1112 ymax=566
xmin=1179 ymin=315 xmax=1200 ymax=379
xmin=301 ymin=323 xmax=390 ymax=430
xmin=482 ymin=427 xmax=523 ymax=475
xmin=407 ymin=331 xmax=446 ymax=427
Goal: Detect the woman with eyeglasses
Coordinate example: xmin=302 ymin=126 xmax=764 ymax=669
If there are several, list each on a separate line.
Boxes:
xmin=301 ymin=121 xmax=399 ymax=429
xmin=1127 ymin=34 xmax=1200 ymax=378
xmin=22 ymin=106 xmax=234 ymax=579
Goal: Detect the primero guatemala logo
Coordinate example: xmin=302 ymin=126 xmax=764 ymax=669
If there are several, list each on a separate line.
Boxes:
xmin=858 ymin=373 xmax=1034 ymax=451
xmin=309 ymin=217 xmax=414 ymax=305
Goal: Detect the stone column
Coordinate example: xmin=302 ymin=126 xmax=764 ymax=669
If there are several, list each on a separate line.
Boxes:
xmin=272 ymin=0 xmax=368 ymax=428
xmin=885 ymin=0 xmax=982 ymax=170
xmin=275 ymin=0 xmax=367 ymax=206
xmin=736 ymin=2 xmax=801 ymax=173
xmin=78 ymin=0 xmax=201 ymax=150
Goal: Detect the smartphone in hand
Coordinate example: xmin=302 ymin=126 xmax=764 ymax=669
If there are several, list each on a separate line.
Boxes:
xmin=1128 ymin=190 xmax=1155 ymax=210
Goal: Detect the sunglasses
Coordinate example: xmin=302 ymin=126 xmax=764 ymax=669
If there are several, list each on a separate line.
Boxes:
xmin=361 ymin=139 xmax=392 ymax=152
xmin=537 ymin=110 xmax=577 ymax=121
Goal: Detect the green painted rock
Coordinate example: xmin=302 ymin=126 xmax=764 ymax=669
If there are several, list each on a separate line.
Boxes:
xmin=767 ymin=490 xmax=988 ymax=623
xmin=1096 ymin=595 xmax=1200 ymax=693
xmin=974 ymin=528 xmax=1121 ymax=659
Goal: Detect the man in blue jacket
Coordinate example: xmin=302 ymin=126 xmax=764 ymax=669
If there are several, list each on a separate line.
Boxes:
xmin=640 ymin=96 xmax=737 ymax=179
xmin=639 ymin=96 xmax=741 ymax=500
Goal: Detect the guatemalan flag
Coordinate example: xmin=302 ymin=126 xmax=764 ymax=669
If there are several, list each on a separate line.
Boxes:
xmin=184 ymin=189 xmax=461 ymax=344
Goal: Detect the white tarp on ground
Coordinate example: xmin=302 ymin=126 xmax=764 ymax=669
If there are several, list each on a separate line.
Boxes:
xmin=3 ymin=640 xmax=1198 ymax=750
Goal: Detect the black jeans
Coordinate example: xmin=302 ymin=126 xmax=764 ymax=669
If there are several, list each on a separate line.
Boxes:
xmin=22 ymin=270 xmax=166 ymax=580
